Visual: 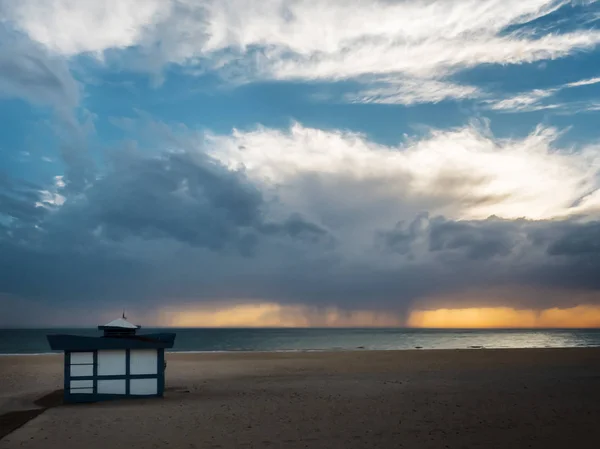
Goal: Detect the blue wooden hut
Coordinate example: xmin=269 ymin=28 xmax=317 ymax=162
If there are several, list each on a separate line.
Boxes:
xmin=47 ymin=315 xmax=176 ymax=403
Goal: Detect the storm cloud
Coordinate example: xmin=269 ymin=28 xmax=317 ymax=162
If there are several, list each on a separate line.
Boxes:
xmin=3 ymin=135 xmax=600 ymax=324
xmin=2 ymin=1 xmax=600 ymax=326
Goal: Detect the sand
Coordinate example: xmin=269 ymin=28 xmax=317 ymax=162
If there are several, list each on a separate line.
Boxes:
xmin=1 ymin=348 xmax=600 ymax=448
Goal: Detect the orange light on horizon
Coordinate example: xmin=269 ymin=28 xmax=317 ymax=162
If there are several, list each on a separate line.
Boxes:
xmin=158 ymin=302 xmax=403 ymax=327
xmin=157 ymin=301 xmax=600 ymax=329
xmin=407 ymin=305 xmax=600 ymax=328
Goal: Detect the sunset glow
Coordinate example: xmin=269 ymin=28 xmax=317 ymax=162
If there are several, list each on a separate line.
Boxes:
xmin=156 ymin=303 xmax=600 ymax=328
xmin=407 ymin=305 xmax=600 ymax=328
xmin=159 ymin=303 xmax=403 ymax=328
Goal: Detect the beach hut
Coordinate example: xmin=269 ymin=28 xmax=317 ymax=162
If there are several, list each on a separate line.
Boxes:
xmin=47 ymin=315 xmax=176 ymax=403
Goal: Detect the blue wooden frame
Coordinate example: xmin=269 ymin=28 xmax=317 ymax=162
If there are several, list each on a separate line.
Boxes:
xmin=64 ymin=348 xmax=167 ymax=403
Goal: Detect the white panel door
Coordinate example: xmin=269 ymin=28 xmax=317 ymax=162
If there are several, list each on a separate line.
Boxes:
xmin=70 ymin=364 xmax=93 ymax=377
xmin=97 ymin=350 xmax=126 ymax=375
xmin=70 ymin=388 xmax=93 ymax=394
xmin=70 ymin=380 xmax=93 ymax=389
xmin=70 ymin=379 xmax=93 ymax=394
xmin=130 ymin=378 xmax=158 ymax=395
xmin=71 ymin=352 xmax=93 ymax=364
xmin=97 ymin=379 xmax=126 ymax=394
xmin=130 ymin=350 xmax=158 ymax=374
xmin=70 ymin=351 xmax=94 ymax=377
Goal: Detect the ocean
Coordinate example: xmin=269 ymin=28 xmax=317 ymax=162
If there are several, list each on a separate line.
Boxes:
xmin=2 ymin=328 xmax=600 ymax=354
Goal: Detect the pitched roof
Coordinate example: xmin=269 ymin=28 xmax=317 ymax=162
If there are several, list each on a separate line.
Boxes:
xmin=102 ymin=317 xmax=139 ymax=329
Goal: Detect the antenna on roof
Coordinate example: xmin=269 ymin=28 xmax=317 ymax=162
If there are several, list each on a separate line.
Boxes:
xmin=122 ymin=310 xmax=126 ymax=320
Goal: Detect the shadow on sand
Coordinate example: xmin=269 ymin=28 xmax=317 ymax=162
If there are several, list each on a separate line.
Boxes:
xmin=0 ymin=390 xmax=63 ymax=440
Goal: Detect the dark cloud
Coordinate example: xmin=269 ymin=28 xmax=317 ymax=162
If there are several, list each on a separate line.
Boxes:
xmin=0 ymin=173 xmax=48 ymax=227
xmin=0 ymin=240 xmax=145 ymax=300
xmin=375 ymin=214 xmax=600 ymax=308
xmin=4 ymin=164 xmax=600 ymax=319
xmin=380 ymin=214 xmax=530 ymax=260
xmin=427 ymin=216 xmax=521 ymax=260
xmin=0 ymin=27 xmax=79 ymax=109
xmin=0 ymin=191 xmax=45 ymax=224
xmin=260 ymin=213 xmax=330 ymax=242
xmin=4 ymin=142 xmax=600 ymax=322
xmin=0 ymin=26 xmax=95 ymax=192
xmin=0 ymin=146 xmax=329 ymax=309
xmin=377 ymin=212 xmax=429 ymax=256
xmin=546 ymin=221 xmax=600 ymax=256
xmin=379 ymin=213 xmax=528 ymax=262
xmin=88 ymin=152 xmax=264 ymax=250
xmin=76 ymin=150 xmax=327 ymax=253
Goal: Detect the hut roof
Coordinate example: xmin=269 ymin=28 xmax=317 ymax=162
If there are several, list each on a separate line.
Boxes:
xmin=102 ymin=317 xmax=139 ymax=329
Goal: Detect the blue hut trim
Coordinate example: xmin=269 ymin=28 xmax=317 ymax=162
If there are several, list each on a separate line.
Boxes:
xmin=93 ymin=350 xmax=98 ymax=394
xmin=47 ymin=332 xmax=175 ymax=403
xmin=157 ymin=349 xmax=165 ymax=396
xmin=125 ymin=349 xmax=131 ymax=395
xmin=47 ymin=333 xmax=175 ymax=351
xmin=63 ymin=351 xmax=70 ymax=397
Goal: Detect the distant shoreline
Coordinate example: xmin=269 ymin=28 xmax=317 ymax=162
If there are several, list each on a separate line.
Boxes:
xmin=2 ymin=345 xmax=600 ymax=356
xmin=3 ymin=327 xmax=600 ymax=355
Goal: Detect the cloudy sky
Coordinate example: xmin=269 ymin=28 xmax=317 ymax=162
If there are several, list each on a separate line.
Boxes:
xmin=2 ymin=0 xmax=600 ymax=327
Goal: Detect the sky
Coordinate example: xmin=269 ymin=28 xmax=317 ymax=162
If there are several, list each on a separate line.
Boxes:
xmin=2 ymin=0 xmax=600 ymax=327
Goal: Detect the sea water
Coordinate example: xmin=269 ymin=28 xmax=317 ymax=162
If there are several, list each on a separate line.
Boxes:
xmin=1 ymin=328 xmax=600 ymax=354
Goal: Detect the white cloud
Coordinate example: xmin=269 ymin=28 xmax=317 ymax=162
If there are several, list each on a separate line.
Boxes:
xmin=262 ymin=29 xmax=600 ymax=81
xmin=36 ymin=190 xmax=66 ymax=207
xmin=204 ymin=122 xmax=600 ymax=227
xmin=6 ymin=0 xmax=563 ymax=59
xmin=54 ymin=175 xmax=65 ymax=188
xmin=2 ymin=0 xmax=171 ymax=56
xmin=487 ymin=89 xmax=559 ymax=112
xmin=583 ymin=102 xmax=600 ymax=111
xmin=34 ymin=175 xmax=67 ymax=209
xmin=345 ymin=78 xmax=481 ymax=105
xmin=199 ymin=0 xmax=562 ymax=56
xmin=488 ymin=74 xmax=600 ymax=113
xmin=3 ymin=0 xmax=600 ymax=106
xmin=564 ymin=76 xmax=600 ymax=88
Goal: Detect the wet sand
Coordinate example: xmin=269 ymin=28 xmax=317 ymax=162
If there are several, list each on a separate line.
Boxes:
xmin=1 ymin=348 xmax=600 ymax=448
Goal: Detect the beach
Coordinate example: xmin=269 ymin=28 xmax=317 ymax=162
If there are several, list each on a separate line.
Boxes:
xmin=1 ymin=349 xmax=600 ymax=448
